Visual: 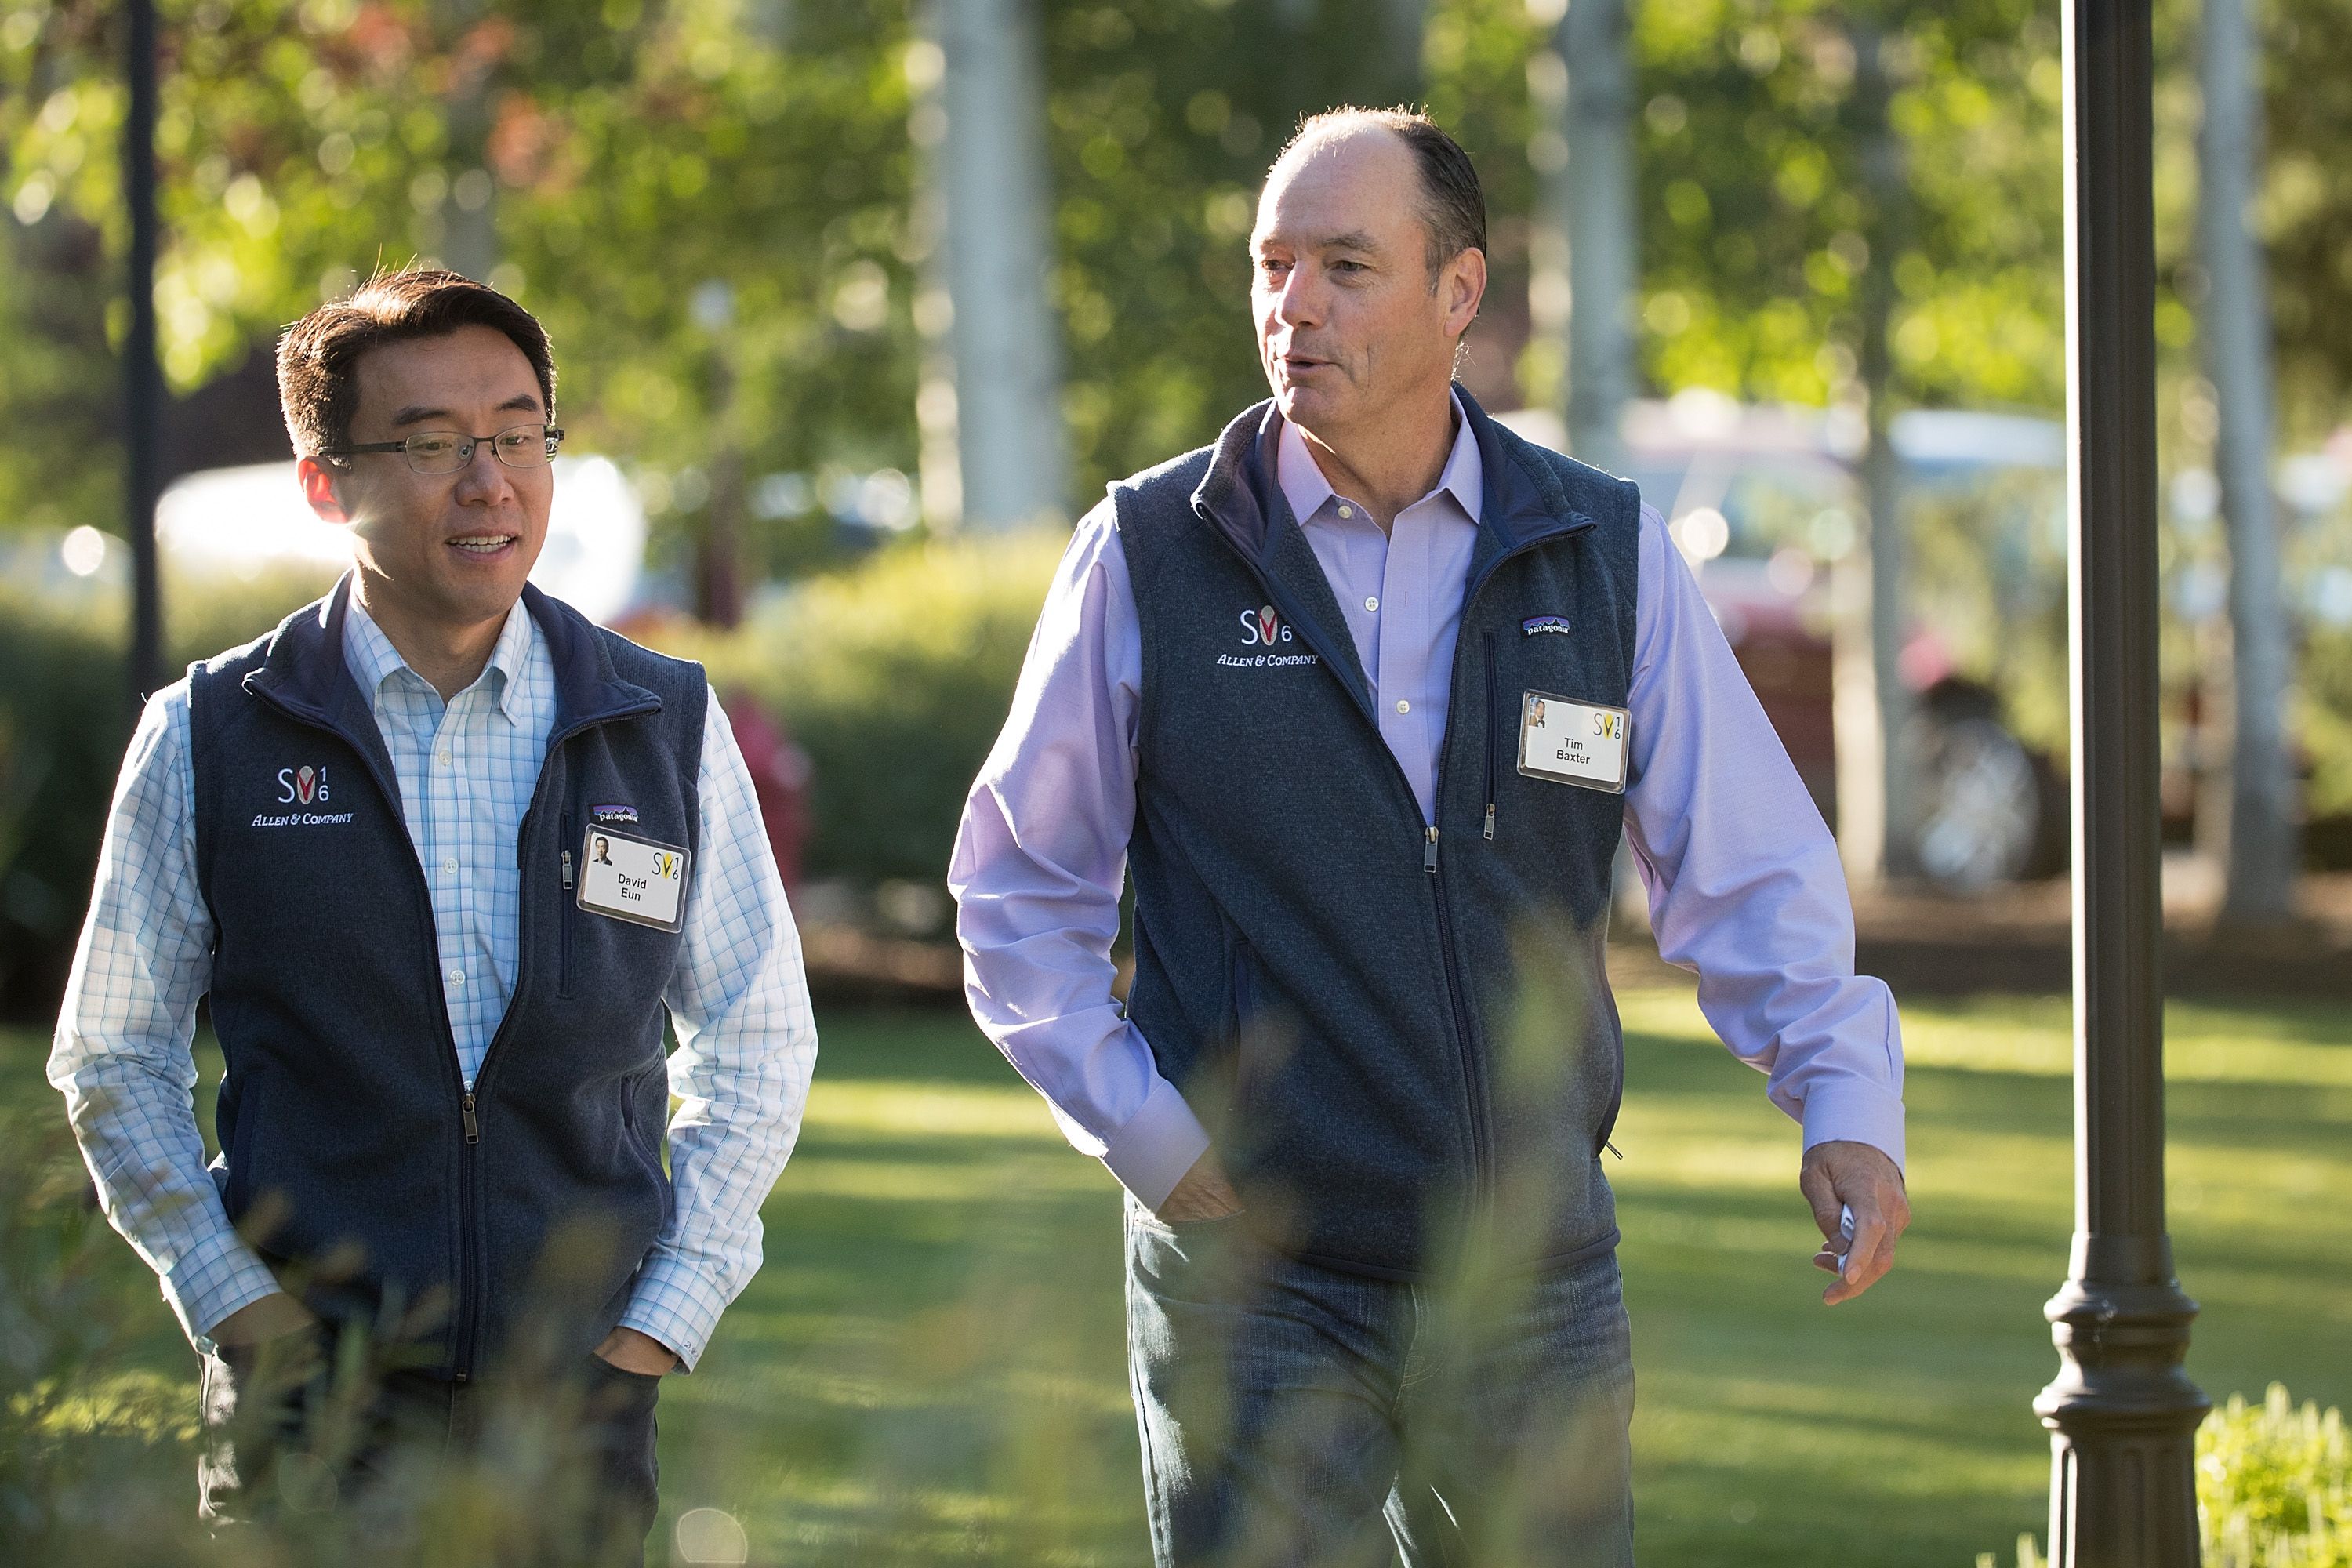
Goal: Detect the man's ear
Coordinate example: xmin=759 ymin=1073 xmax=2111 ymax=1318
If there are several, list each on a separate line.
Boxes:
xmin=297 ymin=456 xmax=352 ymax=525
xmin=1441 ymin=246 xmax=1488 ymax=340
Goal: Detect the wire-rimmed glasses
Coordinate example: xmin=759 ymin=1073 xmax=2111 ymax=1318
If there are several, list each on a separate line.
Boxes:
xmin=319 ymin=423 xmax=564 ymax=475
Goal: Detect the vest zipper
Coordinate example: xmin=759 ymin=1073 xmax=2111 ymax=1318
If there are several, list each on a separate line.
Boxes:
xmin=1481 ymin=630 xmax=1500 ymax=840
xmin=456 ymin=703 xmax=657 ymax=1375
xmin=1419 ymin=826 xmax=1493 ymax=1197
xmin=1207 ymin=512 xmax=1595 ymax=1228
xmin=557 ymin=812 xmax=576 ymax=997
xmin=247 ymin=678 xmax=662 ymax=1384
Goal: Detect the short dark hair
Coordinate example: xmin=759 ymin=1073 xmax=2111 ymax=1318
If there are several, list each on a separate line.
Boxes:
xmin=1278 ymin=107 xmax=1488 ymax=279
xmin=276 ymin=267 xmax=556 ymax=458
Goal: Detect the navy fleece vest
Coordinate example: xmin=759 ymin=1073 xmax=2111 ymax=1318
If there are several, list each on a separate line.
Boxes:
xmin=187 ymin=580 xmax=705 ymax=1377
xmin=1116 ymin=390 xmax=1640 ymax=1277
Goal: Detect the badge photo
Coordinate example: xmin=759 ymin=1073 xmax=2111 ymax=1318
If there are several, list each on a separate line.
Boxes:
xmin=577 ymin=825 xmax=691 ymax=932
xmin=1518 ymin=688 xmax=1632 ymax=795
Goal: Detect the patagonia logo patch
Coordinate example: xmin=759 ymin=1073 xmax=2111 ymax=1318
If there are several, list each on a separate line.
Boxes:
xmin=1522 ymin=615 xmax=1573 ymax=637
xmin=590 ymin=804 xmax=640 ymax=826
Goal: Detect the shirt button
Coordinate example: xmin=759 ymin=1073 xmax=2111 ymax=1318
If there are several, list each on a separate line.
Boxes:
xmin=1338 ymin=503 xmax=1354 ymax=520
xmin=447 ymin=968 xmax=464 ymax=987
xmin=1364 ymin=596 xmax=1380 ymax=612
xmin=1396 ymin=699 xmax=1411 ymax=715
xmin=435 ymin=747 xmax=452 ymax=768
xmin=441 ymin=857 xmax=459 ymax=876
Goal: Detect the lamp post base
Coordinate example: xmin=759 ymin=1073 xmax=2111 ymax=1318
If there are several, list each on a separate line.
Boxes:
xmin=2032 ymin=1241 xmax=2208 ymax=1567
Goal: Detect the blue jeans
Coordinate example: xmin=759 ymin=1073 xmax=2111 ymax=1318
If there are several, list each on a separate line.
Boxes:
xmin=1126 ymin=1197 xmax=1635 ymax=1568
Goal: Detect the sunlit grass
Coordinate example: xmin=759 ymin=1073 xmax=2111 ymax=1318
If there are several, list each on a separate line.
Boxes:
xmin=6 ymin=985 xmax=2349 ymax=1565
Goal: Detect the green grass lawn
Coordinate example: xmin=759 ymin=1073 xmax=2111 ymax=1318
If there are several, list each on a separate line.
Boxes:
xmin=7 ymin=983 xmax=2350 ymax=1565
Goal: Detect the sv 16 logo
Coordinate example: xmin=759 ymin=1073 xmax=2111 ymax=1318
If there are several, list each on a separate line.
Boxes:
xmin=276 ymin=764 xmax=330 ymax=806
xmin=1237 ymin=604 xmax=1292 ymax=647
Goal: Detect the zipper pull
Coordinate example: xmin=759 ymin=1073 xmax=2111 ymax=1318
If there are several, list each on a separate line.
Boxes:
xmin=1483 ymin=804 xmax=1496 ymax=841
xmin=1424 ymin=825 xmax=1440 ymax=873
xmin=561 ymin=849 xmax=574 ymax=891
xmin=462 ymin=1091 xmax=480 ymax=1145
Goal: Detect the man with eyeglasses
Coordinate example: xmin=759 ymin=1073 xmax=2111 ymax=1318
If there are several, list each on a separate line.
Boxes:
xmin=50 ymin=267 xmax=816 ymax=1560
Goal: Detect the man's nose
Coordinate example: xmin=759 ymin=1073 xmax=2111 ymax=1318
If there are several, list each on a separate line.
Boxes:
xmin=451 ymin=437 xmax=515 ymax=502
xmin=1272 ymin=264 xmax=1323 ymax=328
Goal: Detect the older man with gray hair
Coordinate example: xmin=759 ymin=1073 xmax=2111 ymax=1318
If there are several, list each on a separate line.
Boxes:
xmin=951 ymin=108 xmax=1908 ymax=1565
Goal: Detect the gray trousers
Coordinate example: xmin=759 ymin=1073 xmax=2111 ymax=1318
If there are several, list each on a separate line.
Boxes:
xmin=1127 ymin=1198 xmax=1636 ymax=1568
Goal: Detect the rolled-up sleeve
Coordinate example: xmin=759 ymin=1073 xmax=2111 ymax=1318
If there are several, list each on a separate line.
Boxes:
xmin=49 ymin=684 xmax=286 ymax=1346
xmin=948 ymin=501 xmax=1211 ymax=1210
xmin=1621 ymin=505 xmax=1907 ymax=1167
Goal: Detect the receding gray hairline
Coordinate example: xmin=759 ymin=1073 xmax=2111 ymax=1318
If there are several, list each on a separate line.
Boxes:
xmin=1261 ymin=115 xmax=1467 ymax=285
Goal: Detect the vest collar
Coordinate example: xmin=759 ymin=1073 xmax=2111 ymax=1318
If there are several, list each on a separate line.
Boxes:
xmin=1187 ymin=385 xmax=1601 ymax=725
xmin=242 ymin=575 xmax=662 ymax=746
xmin=1191 ymin=385 xmax=1596 ymax=575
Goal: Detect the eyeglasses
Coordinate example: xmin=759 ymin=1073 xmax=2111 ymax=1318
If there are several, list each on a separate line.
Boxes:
xmin=319 ymin=423 xmax=564 ymax=475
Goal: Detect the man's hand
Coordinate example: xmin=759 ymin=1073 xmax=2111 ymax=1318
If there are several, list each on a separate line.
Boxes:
xmin=1155 ymin=1149 xmax=1243 ymax=1224
xmin=208 ymin=1290 xmax=318 ymax=1348
xmin=1799 ymin=1140 xmax=1909 ymax=1305
xmin=593 ymin=1326 xmax=681 ymax=1376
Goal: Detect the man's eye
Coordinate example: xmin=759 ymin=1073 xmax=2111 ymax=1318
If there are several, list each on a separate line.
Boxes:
xmin=409 ymin=434 xmax=459 ymax=456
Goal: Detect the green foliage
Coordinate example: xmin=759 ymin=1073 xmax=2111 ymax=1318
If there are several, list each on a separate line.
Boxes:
xmin=0 ymin=587 xmax=130 ymax=1011
xmin=2200 ymin=1385 xmax=2352 ymax=1567
xmin=0 ymin=569 xmax=332 ymax=1014
xmin=696 ymin=528 xmax=1066 ymax=885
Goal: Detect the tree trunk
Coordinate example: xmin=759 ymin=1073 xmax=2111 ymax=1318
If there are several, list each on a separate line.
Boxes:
xmin=920 ymin=0 xmax=1067 ymax=532
xmin=1850 ymin=19 xmax=1912 ymax=882
xmin=2199 ymin=0 xmax=2297 ymax=923
xmin=1538 ymin=0 xmax=1636 ymax=475
xmin=435 ymin=1 xmax=498 ymax=285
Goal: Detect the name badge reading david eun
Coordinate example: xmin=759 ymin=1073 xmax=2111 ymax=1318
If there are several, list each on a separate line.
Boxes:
xmin=1518 ymin=689 xmax=1631 ymax=795
xmin=577 ymin=826 xmax=691 ymax=931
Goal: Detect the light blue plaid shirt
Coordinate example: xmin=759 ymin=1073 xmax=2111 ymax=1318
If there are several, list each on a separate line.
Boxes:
xmin=49 ymin=590 xmax=818 ymax=1370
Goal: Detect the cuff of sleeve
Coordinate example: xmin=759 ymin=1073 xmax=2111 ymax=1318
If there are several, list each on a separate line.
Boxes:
xmin=169 ymin=1231 xmax=287 ymax=1351
xmin=1798 ymin=1078 xmax=1907 ymax=1171
xmin=1101 ymin=1076 xmax=1212 ymax=1212
xmin=618 ymin=1258 xmax=728 ymax=1372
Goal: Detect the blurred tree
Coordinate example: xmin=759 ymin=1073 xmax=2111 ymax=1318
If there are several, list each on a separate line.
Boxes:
xmin=0 ymin=0 xmax=922 ymax=590
xmin=915 ymin=0 xmax=1069 ymax=532
xmin=2199 ymin=0 xmax=2292 ymax=921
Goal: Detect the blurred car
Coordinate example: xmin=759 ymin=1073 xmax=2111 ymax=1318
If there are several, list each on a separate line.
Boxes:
xmin=1503 ymin=394 xmax=2069 ymax=892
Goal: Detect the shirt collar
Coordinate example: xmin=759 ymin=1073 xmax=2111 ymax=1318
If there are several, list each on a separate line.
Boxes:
xmin=341 ymin=587 xmax=536 ymax=722
xmin=1275 ymin=388 xmax=1483 ymax=528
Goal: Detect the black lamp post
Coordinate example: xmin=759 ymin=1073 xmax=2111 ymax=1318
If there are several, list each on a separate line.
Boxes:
xmin=2031 ymin=0 xmax=2209 ymax=1560
xmin=125 ymin=0 xmax=164 ymax=706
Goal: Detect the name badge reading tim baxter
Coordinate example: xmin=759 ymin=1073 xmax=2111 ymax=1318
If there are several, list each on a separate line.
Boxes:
xmin=1519 ymin=689 xmax=1632 ymax=795
xmin=578 ymin=825 xmax=691 ymax=931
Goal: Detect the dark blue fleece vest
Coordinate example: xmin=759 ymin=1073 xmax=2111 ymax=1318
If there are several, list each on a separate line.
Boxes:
xmin=1116 ymin=390 xmax=1639 ymax=1277
xmin=187 ymin=579 xmax=705 ymax=1378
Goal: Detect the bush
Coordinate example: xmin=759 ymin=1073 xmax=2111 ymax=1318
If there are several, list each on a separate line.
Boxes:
xmin=2200 ymin=1385 xmax=2352 ymax=1567
xmin=695 ymin=528 xmax=1067 ymax=887
xmin=1982 ymin=1385 xmax=2350 ymax=1568
xmin=0 ymin=568 xmax=334 ymax=1019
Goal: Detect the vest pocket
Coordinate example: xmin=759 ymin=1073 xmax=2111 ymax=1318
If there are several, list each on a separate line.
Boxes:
xmin=619 ymin=1064 xmax=670 ymax=1194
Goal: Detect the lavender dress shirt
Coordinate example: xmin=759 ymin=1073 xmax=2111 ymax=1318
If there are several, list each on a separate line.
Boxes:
xmin=949 ymin=399 xmax=1905 ymax=1210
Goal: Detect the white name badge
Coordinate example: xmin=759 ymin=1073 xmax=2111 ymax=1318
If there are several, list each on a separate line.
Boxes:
xmin=577 ymin=826 xmax=691 ymax=931
xmin=1518 ymin=689 xmax=1632 ymax=795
